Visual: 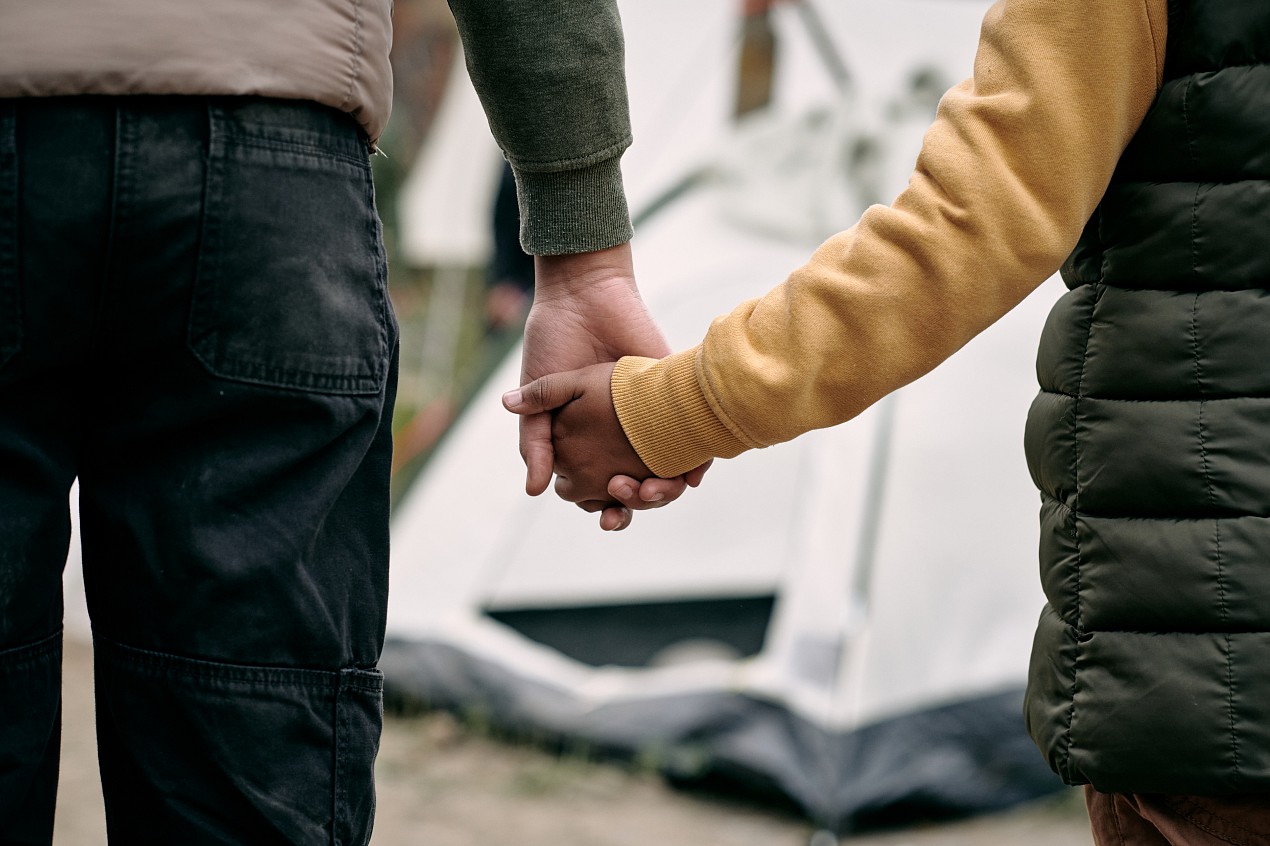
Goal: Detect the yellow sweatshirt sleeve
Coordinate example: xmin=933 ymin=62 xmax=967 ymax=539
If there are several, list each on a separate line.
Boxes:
xmin=613 ymin=0 xmax=1168 ymax=479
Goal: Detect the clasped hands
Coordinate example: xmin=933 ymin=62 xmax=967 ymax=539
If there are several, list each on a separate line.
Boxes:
xmin=504 ymin=244 xmax=706 ymax=531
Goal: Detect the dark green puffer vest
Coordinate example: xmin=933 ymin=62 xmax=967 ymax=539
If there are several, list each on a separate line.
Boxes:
xmin=1023 ymin=1 xmax=1270 ymax=793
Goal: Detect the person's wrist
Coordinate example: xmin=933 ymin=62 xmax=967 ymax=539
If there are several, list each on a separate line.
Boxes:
xmin=533 ymin=242 xmax=635 ymax=302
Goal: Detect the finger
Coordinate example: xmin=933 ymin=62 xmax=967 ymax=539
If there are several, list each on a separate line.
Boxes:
xmin=607 ymin=475 xmax=652 ymax=510
xmin=503 ymin=372 xmax=577 ymax=416
xmin=637 ymin=476 xmax=688 ymax=505
xmin=684 ymin=459 xmax=713 ymax=488
xmin=554 ymin=475 xmax=582 ymax=504
xmin=520 ymin=413 xmax=554 ymax=496
xmin=606 ymin=475 xmax=683 ymax=509
xmin=599 ymin=505 xmax=632 ymax=532
xmin=576 ymin=500 xmax=632 ymax=531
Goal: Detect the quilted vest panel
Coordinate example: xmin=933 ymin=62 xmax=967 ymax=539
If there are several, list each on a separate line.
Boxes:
xmin=1023 ymin=0 xmax=1270 ymax=793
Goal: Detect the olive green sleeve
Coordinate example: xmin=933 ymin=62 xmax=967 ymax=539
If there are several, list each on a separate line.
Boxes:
xmin=447 ymin=0 xmax=633 ymax=255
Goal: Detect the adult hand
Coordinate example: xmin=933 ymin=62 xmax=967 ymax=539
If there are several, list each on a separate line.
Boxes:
xmin=520 ymin=242 xmax=706 ymax=526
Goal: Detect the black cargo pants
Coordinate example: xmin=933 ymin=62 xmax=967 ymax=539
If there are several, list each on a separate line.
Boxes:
xmin=0 ymin=97 xmax=397 ymax=844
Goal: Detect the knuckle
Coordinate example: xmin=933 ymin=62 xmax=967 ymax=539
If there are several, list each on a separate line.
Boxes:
xmin=527 ymin=375 xmax=553 ymax=409
xmin=554 ymin=476 xmax=579 ymax=503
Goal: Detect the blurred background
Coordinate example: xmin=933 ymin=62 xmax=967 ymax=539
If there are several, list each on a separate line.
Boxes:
xmin=55 ymin=0 xmax=1094 ymax=843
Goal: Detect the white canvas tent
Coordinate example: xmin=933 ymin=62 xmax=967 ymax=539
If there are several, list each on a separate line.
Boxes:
xmin=384 ymin=0 xmax=1066 ymax=833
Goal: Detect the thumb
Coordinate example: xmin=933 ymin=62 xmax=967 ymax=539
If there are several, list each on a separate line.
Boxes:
xmin=502 ymin=373 xmax=578 ymax=415
xmin=520 ymin=413 xmax=554 ymax=496
xmin=684 ymin=459 xmax=713 ymax=488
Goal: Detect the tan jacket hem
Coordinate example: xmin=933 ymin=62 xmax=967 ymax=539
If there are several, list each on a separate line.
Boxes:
xmin=0 ymin=0 xmax=393 ymax=142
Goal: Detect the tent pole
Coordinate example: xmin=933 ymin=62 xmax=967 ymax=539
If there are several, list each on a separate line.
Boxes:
xmin=792 ymin=0 xmax=853 ymax=93
xmin=846 ymin=393 xmax=898 ymax=630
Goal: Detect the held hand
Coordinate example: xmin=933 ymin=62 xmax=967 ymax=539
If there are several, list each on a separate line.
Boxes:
xmin=520 ymin=243 xmax=706 ymax=526
xmin=520 ymin=243 xmax=668 ymax=494
xmin=504 ymin=363 xmax=654 ymax=530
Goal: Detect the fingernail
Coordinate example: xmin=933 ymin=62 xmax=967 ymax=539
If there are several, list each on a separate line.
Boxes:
xmin=648 ymin=492 xmax=665 ymax=502
xmin=617 ymin=485 xmax=635 ymax=500
xmin=502 ymin=389 xmax=522 ymax=408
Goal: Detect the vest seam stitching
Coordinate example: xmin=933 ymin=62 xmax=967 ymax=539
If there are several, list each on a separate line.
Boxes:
xmin=1046 ymin=480 xmax=1270 ymax=523
xmin=1190 ymin=182 xmax=1203 ymax=281
xmin=1183 ymin=77 xmax=1240 ymax=775
xmin=1051 ymin=624 xmax=1270 ymax=632
xmin=1062 ymin=284 xmax=1098 ymax=777
xmin=1044 ymin=628 xmax=1270 ymax=637
xmin=1036 ymin=493 xmax=1270 ymax=525
xmin=1182 ymin=77 xmax=1202 ymax=289
xmin=1169 ymin=60 xmax=1270 ymax=74
xmin=1227 ymin=631 xmax=1240 ymax=780
xmin=1181 ymin=75 xmax=1198 ymax=163
xmin=1198 ymin=398 xmax=1239 ymax=774
xmin=1117 ymin=178 xmax=1270 ymax=187
xmin=1038 ymin=392 xmax=1270 ymax=405
xmin=1051 ymin=284 xmax=1270 ymax=293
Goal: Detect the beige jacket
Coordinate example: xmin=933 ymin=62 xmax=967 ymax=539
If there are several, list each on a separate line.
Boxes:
xmin=0 ymin=0 xmax=393 ymax=142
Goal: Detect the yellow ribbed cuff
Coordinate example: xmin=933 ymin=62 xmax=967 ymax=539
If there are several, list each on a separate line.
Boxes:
xmin=611 ymin=349 xmax=749 ymax=478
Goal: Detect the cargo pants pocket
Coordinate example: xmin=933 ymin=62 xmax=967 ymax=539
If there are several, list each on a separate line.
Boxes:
xmin=188 ymin=105 xmax=391 ymax=396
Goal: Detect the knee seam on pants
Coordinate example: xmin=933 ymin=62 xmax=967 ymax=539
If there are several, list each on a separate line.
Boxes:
xmin=0 ymin=630 xmax=61 ymax=668
xmin=94 ymin=634 xmax=383 ymax=693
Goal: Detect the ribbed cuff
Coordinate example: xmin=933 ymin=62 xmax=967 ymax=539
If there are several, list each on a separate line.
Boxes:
xmin=513 ymin=156 xmax=633 ymax=256
xmin=611 ymin=349 xmax=749 ymax=478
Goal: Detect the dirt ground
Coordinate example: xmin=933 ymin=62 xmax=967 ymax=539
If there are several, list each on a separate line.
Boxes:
xmin=52 ymin=637 xmax=1092 ymax=845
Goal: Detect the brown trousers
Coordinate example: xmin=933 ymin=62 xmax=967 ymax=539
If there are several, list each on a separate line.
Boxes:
xmin=1086 ymin=788 xmax=1270 ymax=845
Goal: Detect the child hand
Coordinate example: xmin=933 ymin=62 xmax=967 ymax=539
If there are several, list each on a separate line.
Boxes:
xmin=503 ymin=363 xmax=653 ymax=524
